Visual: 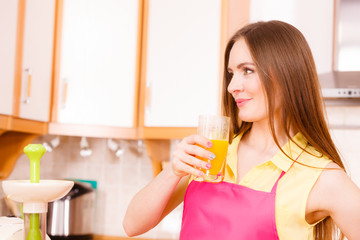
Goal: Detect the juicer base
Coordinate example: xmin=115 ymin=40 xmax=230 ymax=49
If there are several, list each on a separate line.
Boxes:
xmin=48 ymin=234 xmax=93 ymax=240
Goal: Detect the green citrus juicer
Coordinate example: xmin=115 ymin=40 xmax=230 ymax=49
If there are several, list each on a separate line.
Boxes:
xmin=2 ymin=144 xmax=74 ymax=240
xmin=25 ymin=144 xmax=45 ymax=240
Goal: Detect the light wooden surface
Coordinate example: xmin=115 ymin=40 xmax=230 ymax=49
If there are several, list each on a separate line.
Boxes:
xmin=11 ymin=117 xmax=48 ymax=134
xmin=0 ymin=115 xmax=48 ymax=135
xmin=136 ymin=0 xmax=148 ymax=131
xmin=143 ymin=127 xmax=196 ymax=139
xmin=50 ymin=0 xmax=63 ymax=123
xmin=49 ymin=122 xmax=139 ymax=139
xmin=132 ymin=0 xmax=146 ymax=128
xmin=0 ymin=115 xmax=11 ymax=131
xmin=12 ymin=0 xmax=25 ymax=118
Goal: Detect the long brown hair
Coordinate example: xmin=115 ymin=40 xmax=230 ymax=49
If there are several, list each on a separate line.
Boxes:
xmin=222 ymin=20 xmax=345 ymax=240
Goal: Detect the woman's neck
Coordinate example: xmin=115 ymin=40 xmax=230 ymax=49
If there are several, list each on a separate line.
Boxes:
xmin=243 ymin=120 xmax=293 ymax=155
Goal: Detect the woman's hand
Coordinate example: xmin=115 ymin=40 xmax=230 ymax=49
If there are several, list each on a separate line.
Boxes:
xmin=171 ymin=134 xmax=215 ymax=178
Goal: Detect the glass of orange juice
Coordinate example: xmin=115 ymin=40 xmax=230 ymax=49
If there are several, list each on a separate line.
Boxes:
xmin=195 ymin=115 xmax=230 ymax=183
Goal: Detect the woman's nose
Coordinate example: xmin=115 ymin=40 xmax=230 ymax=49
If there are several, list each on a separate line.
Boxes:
xmin=227 ymin=74 xmax=244 ymax=94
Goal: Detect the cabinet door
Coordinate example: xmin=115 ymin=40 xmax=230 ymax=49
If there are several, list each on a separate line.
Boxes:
xmin=144 ymin=0 xmax=223 ymax=127
xmin=19 ymin=0 xmax=55 ymax=121
xmin=56 ymin=0 xmax=139 ymax=127
xmin=249 ymin=0 xmax=334 ymax=75
xmin=0 ymin=0 xmax=18 ymax=116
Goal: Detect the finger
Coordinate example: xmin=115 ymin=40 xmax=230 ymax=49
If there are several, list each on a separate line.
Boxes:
xmin=183 ymin=144 xmax=216 ymax=161
xmin=178 ymin=151 xmax=211 ymax=170
xmin=183 ymin=134 xmax=213 ymax=149
xmin=176 ymin=160 xmax=205 ymax=177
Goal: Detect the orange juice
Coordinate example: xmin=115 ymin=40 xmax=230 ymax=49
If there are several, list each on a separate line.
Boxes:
xmin=198 ymin=139 xmax=229 ymax=176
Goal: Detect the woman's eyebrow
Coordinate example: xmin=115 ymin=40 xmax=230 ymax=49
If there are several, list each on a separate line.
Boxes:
xmin=227 ymin=62 xmax=255 ymax=72
xmin=236 ymin=62 xmax=255 ymax=69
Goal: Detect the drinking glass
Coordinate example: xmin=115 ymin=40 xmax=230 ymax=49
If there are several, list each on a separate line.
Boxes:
xmin=195 ymin=115 xmax=230 ymax=183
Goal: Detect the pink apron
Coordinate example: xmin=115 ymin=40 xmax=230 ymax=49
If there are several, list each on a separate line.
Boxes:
xmin=179 ymin=171 xmax=285 ymax=240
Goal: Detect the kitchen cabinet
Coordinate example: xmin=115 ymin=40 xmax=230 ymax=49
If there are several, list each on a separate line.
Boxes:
xmin=140 ymin=0 xmax=226 ymax=131
xmin=0 ymin=0 xmax=53 ymax=134
xmin=16 ymin=0 xmax=55 ymax=122
xmin=249 ymin=0 xmax=334 ymax=75
xmin=138 ymin=0 xmax=232 ymax=168
xmin=0 ymin=0 xmax=18 ymax=116
xmin=50 ymin=0 xmax=141 ymax=138
xmin=50 ymin=0 xmax=245 ymax=139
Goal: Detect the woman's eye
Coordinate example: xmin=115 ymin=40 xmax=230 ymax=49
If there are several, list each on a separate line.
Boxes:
xmin=243 ymin=67 xmax=253 ymax=75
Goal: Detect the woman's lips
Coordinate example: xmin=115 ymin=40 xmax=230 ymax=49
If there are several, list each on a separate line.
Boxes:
xmin=235 ymin=98 xmax=252 ymax=107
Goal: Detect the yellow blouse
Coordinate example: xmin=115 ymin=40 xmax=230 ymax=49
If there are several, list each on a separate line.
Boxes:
xmin=224 ymin=132 xmax=332 ymax=240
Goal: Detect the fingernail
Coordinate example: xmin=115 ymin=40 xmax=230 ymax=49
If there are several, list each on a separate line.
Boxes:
xmin=199 ymin=172 xmax=204 ymax=176
xmin=207 ymin=142 xmax=213 ymax=148
xmin=209 ymin=153 xmax=215 ymax=160
xmin=206 ymin=163 xmax=211 ymax=169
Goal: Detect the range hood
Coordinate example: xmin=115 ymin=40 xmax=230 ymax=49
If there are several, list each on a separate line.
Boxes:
xmin=319 ymin=72 xmax=360 ymax=99
xmin=319 ymin=0 xmax=360 ymax=101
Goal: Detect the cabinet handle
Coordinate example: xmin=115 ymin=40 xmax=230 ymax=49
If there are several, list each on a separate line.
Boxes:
xmin=61 ymin=78 xmax=68 ymax=109
xmin=145 ymin=82 xmax=151 ymax=115
xmin=23 ymin=68 xmax=32 ymax=104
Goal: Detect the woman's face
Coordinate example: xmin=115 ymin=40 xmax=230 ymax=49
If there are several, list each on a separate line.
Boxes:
xmin=227 ymin=39 xmax=269 ymax=123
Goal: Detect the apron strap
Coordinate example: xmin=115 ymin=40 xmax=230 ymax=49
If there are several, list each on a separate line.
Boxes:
xmin=270 ymin=150 xmax=305 ymax=193
xmin=271 ymin=171 xmax=285 ymax=193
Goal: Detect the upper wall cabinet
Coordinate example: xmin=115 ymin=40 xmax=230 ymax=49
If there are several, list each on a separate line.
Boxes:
xmin=0 ymin=0 xmax=54 ymax=134
xmin=18 ymin=0 xmax=55 ymax=121
xmin=0 ymin=0 xmax=18 ymax=116
xmin=51 ymin=0 xmax=140 ymax=131
xmin=249 ymin=0 xmax=334 ymax=75
xmin=141 ymin=0 xmax=226 ymax=128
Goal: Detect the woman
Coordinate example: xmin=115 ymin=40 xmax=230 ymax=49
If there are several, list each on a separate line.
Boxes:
xmin=123 ymin=21 xmax=360 ymax=239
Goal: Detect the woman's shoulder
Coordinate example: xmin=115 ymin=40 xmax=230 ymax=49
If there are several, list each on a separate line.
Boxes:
xmin=297 ymin=143 xmax=333 ymax=168
xmin=310 ymin=161 xmax=353 ymax=207
xmin=308 ymin=161 xmax=357 ymax=213
xmin=304 ymin=159 xmax=360 ymax=238
xmin=316 ymin=162 xmax=348 ymax=189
